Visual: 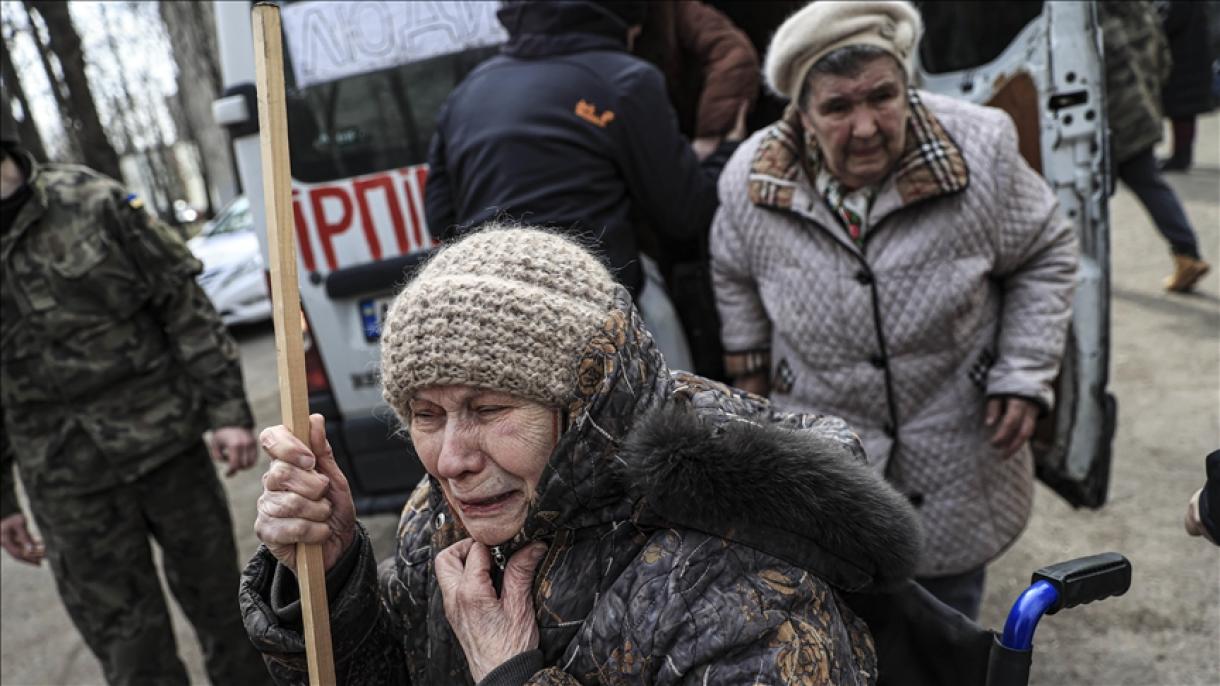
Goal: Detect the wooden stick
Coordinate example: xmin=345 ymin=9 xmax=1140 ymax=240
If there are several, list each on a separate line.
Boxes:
xmin=252 ymin=4 xmax=336 ymax=685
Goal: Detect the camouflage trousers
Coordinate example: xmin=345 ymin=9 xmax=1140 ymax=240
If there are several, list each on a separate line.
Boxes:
xmin=27 ymin=442 xmax=270 ymax=686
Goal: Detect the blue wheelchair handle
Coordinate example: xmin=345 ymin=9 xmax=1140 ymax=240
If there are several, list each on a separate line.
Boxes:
xmin=1000 ymin=580 xmax=1060 ymax=651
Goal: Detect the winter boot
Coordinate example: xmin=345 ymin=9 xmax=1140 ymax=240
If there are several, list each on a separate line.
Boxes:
xmin=1164 ymin=254 xmax=1211 ymax=293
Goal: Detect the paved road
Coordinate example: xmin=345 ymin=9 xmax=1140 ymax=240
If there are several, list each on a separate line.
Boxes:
xmin=2 ymin=115 xmax=1216 ymax=685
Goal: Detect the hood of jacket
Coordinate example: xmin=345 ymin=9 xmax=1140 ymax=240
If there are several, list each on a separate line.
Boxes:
xmin=497 ymin=0 xmax=635 ymax=58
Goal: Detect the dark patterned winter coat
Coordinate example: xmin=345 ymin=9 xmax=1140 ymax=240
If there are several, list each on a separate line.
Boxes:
xmin=240 ymin=289 xmax=920 ymax=685
xmin=1100 ymin=0 xmax=1174 ymax=163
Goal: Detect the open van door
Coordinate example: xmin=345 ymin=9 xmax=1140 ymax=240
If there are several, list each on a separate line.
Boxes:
xmin=917 ymin=1 xmax=1117 ymax=508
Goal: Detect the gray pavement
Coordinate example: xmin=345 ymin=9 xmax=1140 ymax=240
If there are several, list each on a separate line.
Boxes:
xmin=2 ymin=114 xmax=1217 ymax=685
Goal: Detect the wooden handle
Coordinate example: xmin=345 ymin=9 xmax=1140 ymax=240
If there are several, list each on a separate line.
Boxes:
xmin=252 ymin=5 xmax=336 ymax=684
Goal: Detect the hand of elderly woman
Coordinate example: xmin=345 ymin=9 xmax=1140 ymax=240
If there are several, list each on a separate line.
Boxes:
xmin=254 ymin=414 xmax=357 ymax=573
xmin=436 ymin=539 xmax=548 ymax=682
xmin=985 ymin=396 xmax=1041 ymax=459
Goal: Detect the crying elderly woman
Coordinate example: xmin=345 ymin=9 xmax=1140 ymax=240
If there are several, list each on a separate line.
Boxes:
xmin=240 ymin=225 xmax=920 ymax=686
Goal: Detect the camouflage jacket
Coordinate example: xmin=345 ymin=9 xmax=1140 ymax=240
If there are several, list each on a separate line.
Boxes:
xmin=241 ymin=289 xmax=921 ymax=685
xmin=0 ymin=153 xmax=252 ymax=517
xmin=1100 ymin=0 xmax=1173 ymax=164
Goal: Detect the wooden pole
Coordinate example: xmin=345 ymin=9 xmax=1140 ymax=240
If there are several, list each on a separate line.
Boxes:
xmin=251 ymin=5 xmax=337 ymax=684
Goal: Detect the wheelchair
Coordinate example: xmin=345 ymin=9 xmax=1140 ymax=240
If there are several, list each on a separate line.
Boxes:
xmin=844 ymin=552 xmax=1132 ymax=686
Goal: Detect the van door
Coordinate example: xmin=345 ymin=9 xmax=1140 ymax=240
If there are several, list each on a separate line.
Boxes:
xmin=917 ymin=1 xmax=1117 ymax=508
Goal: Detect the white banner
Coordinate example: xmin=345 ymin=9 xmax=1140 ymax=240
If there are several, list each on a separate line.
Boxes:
xmin=281 ymin=0 xmax=506 ymax=88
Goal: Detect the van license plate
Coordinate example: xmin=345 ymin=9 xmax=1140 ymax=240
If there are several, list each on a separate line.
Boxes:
xmin=358 ymin=297 xmax=392 ymax=342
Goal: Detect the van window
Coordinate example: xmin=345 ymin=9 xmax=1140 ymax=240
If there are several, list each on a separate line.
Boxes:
xmin=283 ymin=46 xmax=499 ymax=183
xmin=917 ymin=1 xmax=1044 ymax=74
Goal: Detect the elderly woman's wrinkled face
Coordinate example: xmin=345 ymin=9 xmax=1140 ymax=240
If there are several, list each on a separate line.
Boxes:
xmin=409 ymin=386 xmax=558 ymax=545
xmin=800 ymin=56 xmax=909 ymax=191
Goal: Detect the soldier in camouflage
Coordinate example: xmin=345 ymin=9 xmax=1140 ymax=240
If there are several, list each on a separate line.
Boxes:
xmin=0 ymin=133 xmax=270 ymax=686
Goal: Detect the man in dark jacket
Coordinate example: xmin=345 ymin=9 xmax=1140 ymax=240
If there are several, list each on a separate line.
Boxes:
xmin=1156 ymin=0 xmax=1216 ymax=171
xmin=423 ymin=0 xmax=735 ymax=300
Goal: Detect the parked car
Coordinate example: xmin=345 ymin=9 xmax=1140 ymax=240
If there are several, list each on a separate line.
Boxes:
xmin=186 ymin=195 xmax=272 ymax=326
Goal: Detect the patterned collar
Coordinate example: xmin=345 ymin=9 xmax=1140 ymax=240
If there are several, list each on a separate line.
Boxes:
xmin=816 ymin=164 xmax=877 ymax=245
xmin=747 ymin=89 xmax=969 ymax=213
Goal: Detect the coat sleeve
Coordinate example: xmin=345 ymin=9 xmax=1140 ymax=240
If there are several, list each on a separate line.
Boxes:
xmin=0 ymin=421 xmax=18 ymax=519
xmin=984 ymin=114 xmax=1079 ymax=411
xmin=102 ymin=190 xmax=254 ymax=430
xmin=673 ymin=1 xmax=760 ymax=138
xmin=424 ymin=113 xmax=459 ymax=240
xmin=1201 ymin=450 xmax=1220 ymax=544
xmin=240 ymin=524 xmax=410 ymax=685
xmin=709 ymin=148 xmax=772 ymax=376
xmin=611 ymin=66 xmax=720 ymax=245
xmin=577 ymin=534 xmax=876 ymax=685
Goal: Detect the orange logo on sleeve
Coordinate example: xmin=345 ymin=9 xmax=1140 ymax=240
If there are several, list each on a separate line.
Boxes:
xmin=575 ymin=99 xmax=615 ymax=128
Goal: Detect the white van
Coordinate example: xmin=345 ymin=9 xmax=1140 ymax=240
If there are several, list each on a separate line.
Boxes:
xmin=213 ymin=0 xmax=1114 ymax=512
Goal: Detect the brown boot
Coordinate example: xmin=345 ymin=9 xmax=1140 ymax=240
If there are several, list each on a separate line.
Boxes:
xmin=1164 ymin=254 xmax=1211 ymax=292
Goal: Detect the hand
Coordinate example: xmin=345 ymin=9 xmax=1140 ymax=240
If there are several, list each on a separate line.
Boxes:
xmin=436 ymin=539 xmax=547 ymax=682
xmin=692 ymin=136 xmax=722 ymax=161
xmin=1184 ymin=488 xmax=1216 ymax=543
xmin=254 ymin=414 xmax=357 ymax=573
xmin=0 ymin=513 xmax=45 ymax=566
xmin=726 ymin=99 xmax=750 ymax=142
xmin=209 ymin=426 xmax=258 ymax=477
xmin=985 ymin=396 xmax=1040 ymax=459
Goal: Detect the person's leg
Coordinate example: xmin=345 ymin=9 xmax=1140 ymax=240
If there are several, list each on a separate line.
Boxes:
xmin=139 ymin=444 xmax=271 ymax=685
xmin=1161 ymin=117 xmax=1197 ymax=171
xmin=29 ymin=485 xmax=190 ymax=686
xmin=915 ymin=566 xmax=986 ymax=621
xmin=1117 ymin=147 xmax=1210 ymax=291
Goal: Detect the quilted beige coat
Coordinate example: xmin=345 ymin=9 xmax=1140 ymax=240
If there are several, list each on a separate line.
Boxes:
xmin=710 ymin=90 xmax=1078 ymax=577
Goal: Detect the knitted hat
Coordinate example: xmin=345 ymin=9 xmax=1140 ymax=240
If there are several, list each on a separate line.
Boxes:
xmin=380 ymin=225 xmax=618 ymax=421
xmin=764 ymin=1 xmax=922 ymax=102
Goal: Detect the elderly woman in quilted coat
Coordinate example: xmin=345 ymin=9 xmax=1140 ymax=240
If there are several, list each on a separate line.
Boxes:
xmin=239 ymin=225 xmax=921 ymax=685
xmin=710 ymin=1 xmax=1078 ymax=619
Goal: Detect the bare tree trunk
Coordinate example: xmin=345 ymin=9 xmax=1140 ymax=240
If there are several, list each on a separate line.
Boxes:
xmin=22 ymin=1 xmax=79 ymax=160
xmin=0 ymin=24 xmax=49 ymax=161
xmin=27 ymin=0 xmax=122 ymax=180
xmin=95 ymin=2 xmax=180 ymax=220
xmin=159 ymin=0 xmax=236 ymax=212
xmin=1 ymin=83 xmax=23 ymax=150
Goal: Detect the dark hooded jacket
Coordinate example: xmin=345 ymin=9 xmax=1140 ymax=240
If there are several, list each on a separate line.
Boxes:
xmin=240 ymin=288 xmax=921 ymax=685
xmin=423 ymin=1 xmax=731 ymax=297
xmin=1158 ymin=0 xmax=1216 ymax=118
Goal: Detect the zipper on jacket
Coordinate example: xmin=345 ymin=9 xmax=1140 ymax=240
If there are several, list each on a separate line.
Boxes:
xmin=491 ymin=545 xmax=507 ymax=571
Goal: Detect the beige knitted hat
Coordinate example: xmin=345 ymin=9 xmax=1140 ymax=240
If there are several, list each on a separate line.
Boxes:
xmin=764 ymin=0 xmax=922 ymax=102
xmin=380 ymin=225 xmax=618 ymax=421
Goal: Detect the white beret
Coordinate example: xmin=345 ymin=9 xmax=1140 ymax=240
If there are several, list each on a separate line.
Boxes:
xmin=764 ymin=1 xmax=923 ymax=102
